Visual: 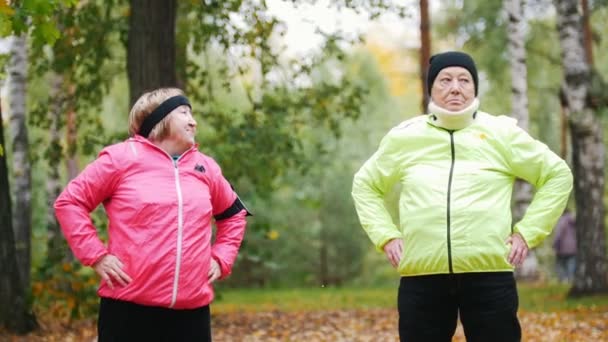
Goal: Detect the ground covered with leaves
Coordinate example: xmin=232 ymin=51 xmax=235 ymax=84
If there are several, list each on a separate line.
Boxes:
xmin=2 ymin=307 xmax=608 ymax=341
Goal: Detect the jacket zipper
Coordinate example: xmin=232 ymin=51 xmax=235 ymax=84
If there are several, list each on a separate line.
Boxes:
xmin=133 ymin=139 xmax=194 ymax=307
xmin=169 ymin=157 xmax=185 ymax=308
xmin=447 ymin=131 xmax=455 ymax=274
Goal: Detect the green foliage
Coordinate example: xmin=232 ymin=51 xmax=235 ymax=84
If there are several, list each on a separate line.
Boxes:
xmin=16 ymin=1 xmax=413 ymax=312
xmin=28 ymin=0 xmax=126 ymax=160
xmin=435 ymin=0 xmax=565 ymax=148
xmin=436 ymin=0 xmax=510 ymax=114
xmin=222 ymin=49 xmax=410 ymax=288
xmin=31 ymin=205 xmax=108 ymax=321
xmin=287 ymin=0 xmax=412 ymax=19
xmin=0 ymin=0 xmax=77 ymax=45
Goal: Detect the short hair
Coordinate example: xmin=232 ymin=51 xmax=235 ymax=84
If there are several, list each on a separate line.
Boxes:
xmin=128 ymin=87 xmax=185 ymax=140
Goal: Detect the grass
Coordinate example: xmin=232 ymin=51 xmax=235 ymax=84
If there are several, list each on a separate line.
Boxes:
xmin=518 ymin=282 xmax=608 ymax=312
xmin=212 ymin=286 xmax=397 ymax=313
xmin=211 ymin=282 xmax=608 ymax=314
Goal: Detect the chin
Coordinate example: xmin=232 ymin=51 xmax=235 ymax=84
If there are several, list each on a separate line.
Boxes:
xmin=446 ymin=105 xmax=465 ymax=111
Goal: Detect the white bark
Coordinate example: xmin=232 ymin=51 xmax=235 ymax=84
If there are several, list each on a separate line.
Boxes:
xmin=46 ymin=73 xmax=72 ymax=263
xmin=504 ymin=0 xmax=537 ymax=278
xmin=554 ymin=0 xmax=608 ymax=295
xmin=7 ymin=34 xmax=31 ymax=291
xmin=505 ymin=0 xmax=529 ymax=130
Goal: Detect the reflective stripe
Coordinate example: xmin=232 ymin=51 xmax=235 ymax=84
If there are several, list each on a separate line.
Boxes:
xmin=169 ymin=159 xmax=184 ymax=308
xmin=129 ymin=141 xmax=137 ymax=156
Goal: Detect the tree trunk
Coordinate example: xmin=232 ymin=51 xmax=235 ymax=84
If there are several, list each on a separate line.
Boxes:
xmin=554 ymin=0 xmax=608 ymax=296
xmin=504 ymin=0 xmax=537 ymax=279
xmin=419 ymin=0 xmax=431 ymax=112
xmin=65 ymin=84 xmax=79 ymax=181
xmin=559 ymin=88 xmax=569 ymax=158
xmin=127 ymin=0 xmax=178 ymax=106
xmin=581 ymin=0 xmax=593 ymax=66
xmin=47 ymin=73 xmax=72 ymax=264
xmin=319 ymin=217 xmax=329 ymax=286
xmin=0 ymin=91 xmax=36 ymax=334
xmin=7 ymin=35 xmax=32 ymax=292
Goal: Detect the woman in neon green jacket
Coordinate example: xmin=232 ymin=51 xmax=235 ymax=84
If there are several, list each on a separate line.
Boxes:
xmin=352 ymin=51 xmax=572 ymax=342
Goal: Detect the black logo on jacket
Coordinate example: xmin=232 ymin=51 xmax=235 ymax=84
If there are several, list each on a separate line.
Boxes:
xmin=194 ymin=164 xmax=205 ymax=173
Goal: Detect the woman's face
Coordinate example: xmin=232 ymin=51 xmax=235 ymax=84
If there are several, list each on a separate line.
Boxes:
xmin=430 ymin=66 xmax=476 ymax=111
xmin=166 ymin=105 xmax=197 ymax=151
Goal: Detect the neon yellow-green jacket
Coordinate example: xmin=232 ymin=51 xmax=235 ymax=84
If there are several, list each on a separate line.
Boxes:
xmin=352 ymin=112 xmax=573 ymax=276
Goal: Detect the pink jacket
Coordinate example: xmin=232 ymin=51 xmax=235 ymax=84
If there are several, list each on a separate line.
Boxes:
xmin=54 ymin=136 xmax=247 ymax=309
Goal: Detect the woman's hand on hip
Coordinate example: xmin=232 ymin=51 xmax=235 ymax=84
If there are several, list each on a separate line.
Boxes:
xmin=383 ymin=239 xmax=403 ymax=268
xmin=93 ymin=254 xmax=132 ymax=289
xmin=208 ymin=258 xmax=221 ymax=283
xmin=506 ymin=233 xmax=529 ymax=267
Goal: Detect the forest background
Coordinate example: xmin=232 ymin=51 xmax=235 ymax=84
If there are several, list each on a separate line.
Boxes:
xmin=1 ymin=0 xmax=608 ymax=339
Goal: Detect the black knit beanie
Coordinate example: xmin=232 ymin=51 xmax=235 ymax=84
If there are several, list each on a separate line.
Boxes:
xmin=427 ymin=51 xmax=478 ymax=95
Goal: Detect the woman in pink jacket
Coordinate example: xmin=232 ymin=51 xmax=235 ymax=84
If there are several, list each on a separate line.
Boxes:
xmin=55 ymin=87 xmax=250 ymax=341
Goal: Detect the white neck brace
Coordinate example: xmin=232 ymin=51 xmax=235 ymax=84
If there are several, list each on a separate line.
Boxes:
xmin=428 ymin=98 xmax=480 ymax=130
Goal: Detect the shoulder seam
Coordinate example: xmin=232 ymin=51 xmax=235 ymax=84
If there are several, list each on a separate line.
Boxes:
xmin=392 ymin=115 xmax=426 ymax=132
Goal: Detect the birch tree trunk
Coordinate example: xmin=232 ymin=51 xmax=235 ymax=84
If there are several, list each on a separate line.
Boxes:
xmin=504 ymin=0 xmax=537 ymax=279
xmin=419 ymin=0 xmax=431 ymax=112
xmin=65 ymin=84 xmax=79 ymax=181
xmin=7 ymin=34 xmax=32 ymax=292
xmin=0 ymin=87 xmax=36 ymax=333
xmin=554 ymin=0 xmax=608 ymax=296
xmin=46 ymin=73 xmax=72 ymax=264
xmin=581 ymin=0 xmax=593 ymax=65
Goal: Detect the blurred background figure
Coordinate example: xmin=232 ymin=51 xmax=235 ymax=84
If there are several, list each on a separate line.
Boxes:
xmin=552 ymin=209 xmax=577 ymax=283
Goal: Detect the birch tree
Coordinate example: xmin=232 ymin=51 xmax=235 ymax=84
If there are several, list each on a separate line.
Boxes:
xmin=0 ymin=0 xmax=72 ymax=333
xmin=419 ymin=0 xmax=431 ymax=111
xmin=46 ymin=73 xmax=71 ymax=265
xmin=0 ymin=85 xmax=35 ymax=333
xmin=504 ymin=0 xmax=537 ymax=278
xmin=554 ymin=0 xmax=608 ymax=296
xmin=6 ymin=34 xmax=32 ymax=293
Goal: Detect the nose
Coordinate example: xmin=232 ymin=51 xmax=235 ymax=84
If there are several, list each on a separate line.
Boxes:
xmin=448 ymin=80 xmax=462 ymax=93
xmin=188 ymin=114 xmax=197 ymax=128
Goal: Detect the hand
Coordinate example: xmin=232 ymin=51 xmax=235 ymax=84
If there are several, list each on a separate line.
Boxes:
xmin=93 ymin=254 xmax=132 ymax=289
xmin=506 ymin=233 xmax=529 ymax=267
xmin=383 ymin=239 xmax=403 ymax=268
xmin=208 ymin=258 xmax=222 ymax=283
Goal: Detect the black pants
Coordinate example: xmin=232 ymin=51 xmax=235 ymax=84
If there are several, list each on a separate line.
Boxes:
xmin=398 ymin=272 xmax=521 ymax=342
xmin=98 ymin=297 xmax=212 ymax=342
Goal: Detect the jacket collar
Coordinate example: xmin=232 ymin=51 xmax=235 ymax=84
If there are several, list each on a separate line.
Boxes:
xmin=130 ymin=135 xmax=198 ymax=159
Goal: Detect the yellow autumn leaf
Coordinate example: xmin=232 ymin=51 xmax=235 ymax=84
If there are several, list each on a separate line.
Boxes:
xmin=266 ymin=230 xmax=279 ymax=240
xmin=0 ymin=2 xmax=15 ymax=16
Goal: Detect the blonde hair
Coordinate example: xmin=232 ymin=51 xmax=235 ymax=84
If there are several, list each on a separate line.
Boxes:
xmin=128 ymin=87 xmax=185 ymax=140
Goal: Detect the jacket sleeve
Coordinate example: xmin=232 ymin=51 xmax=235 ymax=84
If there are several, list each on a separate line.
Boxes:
xmin=352 ymin=132 xmax=403 ymax=252
xmin=207 ymin=158 xmax=247 ymax=279
xmin=505 ymin=120 xmax=573 ymax=248
xmin=54 ymin=149 xmax=120 ymax=266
